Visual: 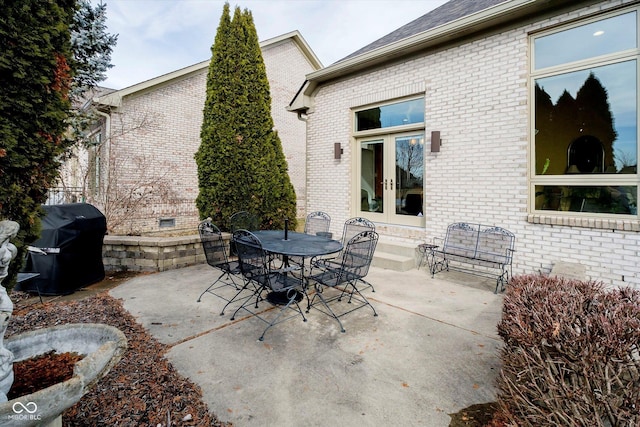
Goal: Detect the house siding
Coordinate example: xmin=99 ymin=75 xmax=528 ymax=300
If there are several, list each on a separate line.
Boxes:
xmin=306 ymin=0 xmax=639 ymax=289
xmin=95 ymin=36 xmax=314 ymax=234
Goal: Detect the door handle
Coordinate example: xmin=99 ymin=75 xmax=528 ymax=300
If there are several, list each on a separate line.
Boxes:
xmin=390 ymin=179 xmax=393 ymax=189
xmin=383 ymin=179 xmax=387 ymax=190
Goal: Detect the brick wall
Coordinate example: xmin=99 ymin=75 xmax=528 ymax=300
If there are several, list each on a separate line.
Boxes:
xmin=99 ymin=37 xmax=314 ymax=235
xmin=306 ymin=0 xmax=640 ymax=288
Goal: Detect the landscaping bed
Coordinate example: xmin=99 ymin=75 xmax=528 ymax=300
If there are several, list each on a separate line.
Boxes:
xmin=7 ymin=289 xmax=232 ymax=426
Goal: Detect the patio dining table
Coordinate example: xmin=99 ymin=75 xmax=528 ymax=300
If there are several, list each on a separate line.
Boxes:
xmin=251 ymin=230 xmax=342 ymax=260
xmin=248 ymin=230 xmax=343 ymax=304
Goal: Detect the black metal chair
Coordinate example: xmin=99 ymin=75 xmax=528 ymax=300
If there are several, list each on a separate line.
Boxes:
xmin=229 ymin=211 xmax=259 ymax=233
xmin=313 ymin=217 xmax=376 ymax=293
xmin=307 ymin=230 xmax=379 ymax=333
xmin=196 ymin=219 xmax=243 ymax=306
xmin=230 ymin=229 xmax=307 ymax=341
xmin=228 ymin=211 xmax=259 ymax=258
xmin=289 ymin=211 xmax=332 ymax=273
xmin=304 ymin=211 xmax=331 ymax=236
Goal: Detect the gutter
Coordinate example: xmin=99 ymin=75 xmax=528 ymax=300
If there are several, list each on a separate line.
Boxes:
xmin=95 ymin=109 xmax=111 ymax=188
xmin=288 ymin=0 xmax=597 ymax=112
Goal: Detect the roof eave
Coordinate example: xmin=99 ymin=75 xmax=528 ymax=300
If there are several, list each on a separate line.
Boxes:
xmin=94 ymin=30 xmax=322 ymax=108
xmin=305 ymin=0 xmax=594 ymax=85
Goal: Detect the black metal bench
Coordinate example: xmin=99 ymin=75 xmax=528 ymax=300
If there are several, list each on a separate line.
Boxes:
xmin=430 ymin=223 xmax=515 ymax=293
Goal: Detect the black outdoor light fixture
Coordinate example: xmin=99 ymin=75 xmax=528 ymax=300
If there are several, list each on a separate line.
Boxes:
xmin=430 ymin=131 xmax=441 ymax=152
xmin=334 ymin=142 xmax=343 ymax=159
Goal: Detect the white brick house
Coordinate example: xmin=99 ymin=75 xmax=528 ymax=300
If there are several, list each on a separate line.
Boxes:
xmin=289 ymin=0 xmax=640 ymax=288
xmin=75 ymin=31 xmax=320 ymax=234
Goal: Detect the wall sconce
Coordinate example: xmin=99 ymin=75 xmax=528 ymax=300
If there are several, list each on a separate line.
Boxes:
xmin=430 ymin=131 xmax=441 ymax=152
xmin=334 ymin=142 xmax=343 ymax=159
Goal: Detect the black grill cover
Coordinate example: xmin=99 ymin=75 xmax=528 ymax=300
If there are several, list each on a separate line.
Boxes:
xmin=18 ymin=203 xmax=107 ymax=295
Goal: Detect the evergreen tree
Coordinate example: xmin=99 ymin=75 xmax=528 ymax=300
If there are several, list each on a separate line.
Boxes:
xmin=196 ymin=4 xmax=297 ymax=231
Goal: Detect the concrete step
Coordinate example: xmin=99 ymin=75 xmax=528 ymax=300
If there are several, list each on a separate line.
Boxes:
xmin=372 ymin=250 xmax=416 ymax=271
xmin=376 ymin=239 xmax=420 ymax=259
xmin=372 ymin=238 xmax=424 ymax=271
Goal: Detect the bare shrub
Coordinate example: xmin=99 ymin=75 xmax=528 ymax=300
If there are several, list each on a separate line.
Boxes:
xmin=496 ymin=274 xmax=640 ymax=426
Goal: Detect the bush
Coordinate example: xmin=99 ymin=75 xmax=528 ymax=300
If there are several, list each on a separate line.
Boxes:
xmin=195 ymin=4 xmax=297 ymax=231
xmin=495 ymin=275 xmax=640 ymax=426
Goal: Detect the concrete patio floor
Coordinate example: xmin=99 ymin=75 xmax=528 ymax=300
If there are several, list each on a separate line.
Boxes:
xmin=109 ymin=264 xmax=504 ymax=427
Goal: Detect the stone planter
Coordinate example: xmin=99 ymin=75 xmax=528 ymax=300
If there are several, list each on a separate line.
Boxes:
xmin=0 ymin=323 xmax=127 ymax=427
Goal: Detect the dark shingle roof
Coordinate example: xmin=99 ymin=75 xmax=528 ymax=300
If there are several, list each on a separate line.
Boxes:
xmin=339 ymin=0 xmax=508 ymax=62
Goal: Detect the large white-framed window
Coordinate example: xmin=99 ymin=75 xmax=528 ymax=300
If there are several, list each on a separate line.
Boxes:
xmin=530 ymin=8 xmax=639 ymax=217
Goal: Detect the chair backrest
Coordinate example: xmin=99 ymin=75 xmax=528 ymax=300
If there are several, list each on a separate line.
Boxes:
xmin=340 ymin=230 xmax=378 ymax=280
xmin=232 ymin=229 xmax=267 ymax=281
xmin=198 ymin=220 xmax=229 ymax=268
xmin=341 ymin=217 xmax=375 ymax=246
xmin=304 ymin=211 xmax=331 ymax=236
xmin=229 ymin=211 xmax=259 ymax=233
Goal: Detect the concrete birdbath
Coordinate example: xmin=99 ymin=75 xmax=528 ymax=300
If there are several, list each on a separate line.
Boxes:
xmin=0 ymin=220 xmax=127 ymax=427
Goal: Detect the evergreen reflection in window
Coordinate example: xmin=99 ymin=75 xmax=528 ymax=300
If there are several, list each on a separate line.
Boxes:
xmin=531 ymin=8 xmax=638 ymax=216
xmin=534 ymin=62 xmax=637 ymax=175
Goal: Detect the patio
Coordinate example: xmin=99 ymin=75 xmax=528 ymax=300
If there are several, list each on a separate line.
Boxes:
xmin=109 ymin=264 xmax=504 ymax=427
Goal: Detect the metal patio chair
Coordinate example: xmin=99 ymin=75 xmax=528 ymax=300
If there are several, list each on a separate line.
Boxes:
xmin=305 ymin=211 xmax=331 ymax=236
xmin=230 ymin=229 xmax=307 ymax=341
xmin=229 ymin=211 xmax=259 ymax=233
xmin=307 ymin=230 xmax=379 ymax=333
xmin=196 ymin=219 xmax=243 ymax=306
xmin=312 ymin=217 xmax=376 ymax=293
xmin=289 ymin=211 xmax=332 ymax=272
xmin=228 ymin=210 xmax=259 ymax=258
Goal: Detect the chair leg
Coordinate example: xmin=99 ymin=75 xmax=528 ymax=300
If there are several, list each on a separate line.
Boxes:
xmin=347 ymin=282 xmax=378 ymax=317
xmin=230 ymin=282 xmax=266 ymax=320
xmin=197 ymin=270 xmax=230 ymax=302
xmin=221 ymin=279 xmax=255 ymax=316
xmin=258 ymin=291 xmax=307 ymax=341
xmin=306 ymin=287 xmax=346 ymax=333
xmin=197 ymin=269 xmax=243 ymax=302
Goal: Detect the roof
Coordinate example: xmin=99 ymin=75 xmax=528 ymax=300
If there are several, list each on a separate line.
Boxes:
xmin=288 ymin=0 xmax=600 ymax=112
xmin=339 ymin=0 xmax=507 ymax=63
xmin=94 ymin=30 xmax=322 ymax=108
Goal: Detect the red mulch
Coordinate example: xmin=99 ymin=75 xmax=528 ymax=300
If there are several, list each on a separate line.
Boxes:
xmin=6 ymin=292 xmax=232 ymax=427
xmin=8 ymin=351 xmax=83 ymax=399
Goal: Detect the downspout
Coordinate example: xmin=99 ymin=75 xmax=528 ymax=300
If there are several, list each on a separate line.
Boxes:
xmin=94 ymin=109 xmax=111 ymax=204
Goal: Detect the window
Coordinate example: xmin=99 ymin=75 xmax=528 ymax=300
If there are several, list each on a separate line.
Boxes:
xmin=355 ymin=98 xmax=424 ymax=131
xmin=531 ymin=9 xmax=638 ymax=216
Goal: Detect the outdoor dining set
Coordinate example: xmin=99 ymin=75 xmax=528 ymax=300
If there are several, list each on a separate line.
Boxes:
xmin=196 ymin=211 xmax=379 ymax=341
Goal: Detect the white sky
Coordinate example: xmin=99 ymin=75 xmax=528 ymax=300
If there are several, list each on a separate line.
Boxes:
xmin=97 ymin=0 xmax=449 ymax=89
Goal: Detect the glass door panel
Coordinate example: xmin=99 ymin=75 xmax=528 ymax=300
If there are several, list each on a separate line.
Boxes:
xmin=395 ymin=134 xmax=424 ymax=217
xmin=360 ymin=139 xmax=384 ymax=214
xmin=357 ymin=133 xmax=425 ymax=227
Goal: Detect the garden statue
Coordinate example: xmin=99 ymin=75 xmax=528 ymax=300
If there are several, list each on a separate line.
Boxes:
xmin=0 ymin=220 xmax=19 ymax=402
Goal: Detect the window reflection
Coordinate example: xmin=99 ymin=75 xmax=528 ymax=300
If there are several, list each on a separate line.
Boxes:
xmin=395 ymin=135 xmax=424 ymax=216
xmin=535 ymin=185 xmax=637 ymax=214
xmin=534 ymin=12 xmax=636 ymax=69
xmin=535 ymin=61 xmax=637 ymax=175
xmin=356 ymin=98 xmax=424 ymax=131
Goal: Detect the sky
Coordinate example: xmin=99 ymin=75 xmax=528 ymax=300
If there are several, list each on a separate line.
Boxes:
xmin=97 ymin=0 xmax=449 ymax=89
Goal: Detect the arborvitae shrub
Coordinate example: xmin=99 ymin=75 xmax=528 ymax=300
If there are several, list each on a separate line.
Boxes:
xmin=495 ymin=274 xmax=640 ymax=426
xmin=195 ymin=4 xmax=297 ymax=231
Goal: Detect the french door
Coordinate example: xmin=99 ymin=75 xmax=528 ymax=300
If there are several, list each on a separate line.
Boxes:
xmin=356 ymin=132 xmax=425 ymax=226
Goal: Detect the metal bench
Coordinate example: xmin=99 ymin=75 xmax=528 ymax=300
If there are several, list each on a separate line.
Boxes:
xmin=430 ymin=223 xmax=515 ymax=293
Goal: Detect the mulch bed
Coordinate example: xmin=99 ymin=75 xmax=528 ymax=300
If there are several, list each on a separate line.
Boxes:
xmin=6 ymin=291 xmax=232 ymax=427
